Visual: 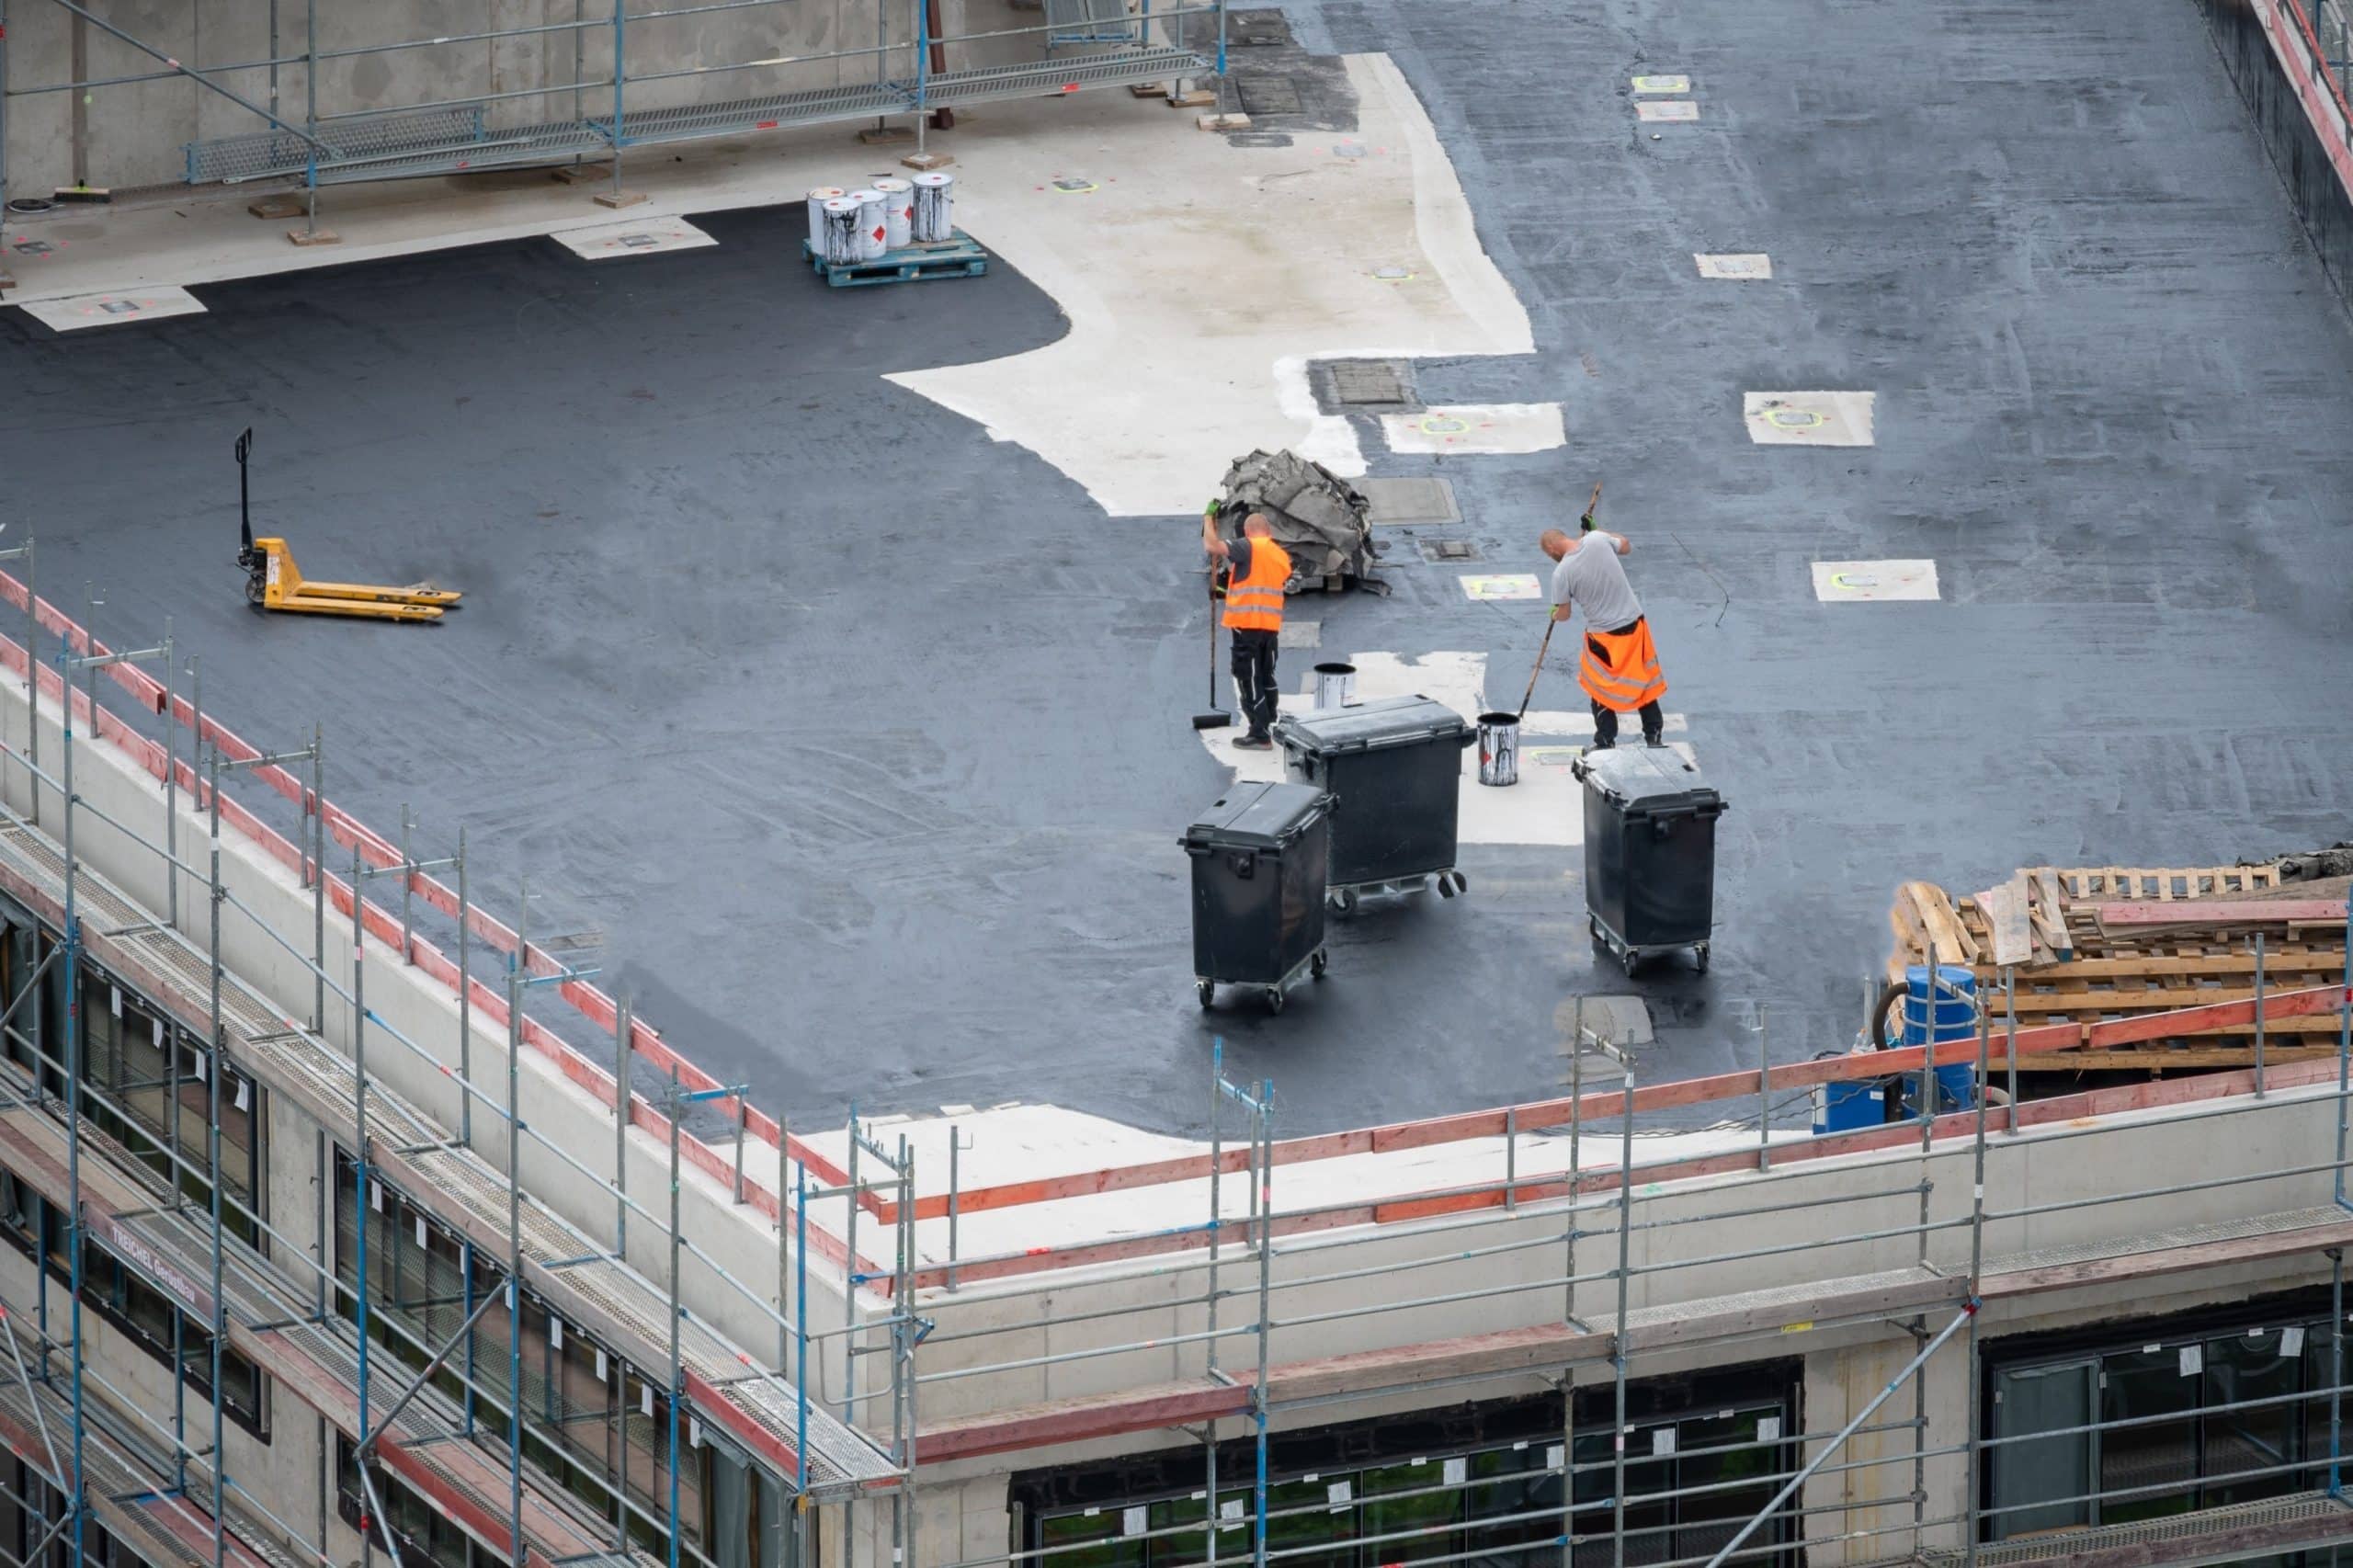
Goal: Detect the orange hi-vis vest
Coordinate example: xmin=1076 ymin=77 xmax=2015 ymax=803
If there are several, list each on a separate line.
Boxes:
xmin=1222 ymin=540 xmax=1291 ymax=632
xmin=1577 ymin=617 xmax=1668 ymax=711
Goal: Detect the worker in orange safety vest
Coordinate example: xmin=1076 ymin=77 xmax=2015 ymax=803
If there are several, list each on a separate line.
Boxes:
xmin=1539 ymin=510 xmax=1667 ymax=750
xmin=1202 ymin=507 xmax=1292 ymax=749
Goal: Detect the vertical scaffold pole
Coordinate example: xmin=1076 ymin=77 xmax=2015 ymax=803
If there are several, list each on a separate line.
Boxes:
xmin=1611 ymin=1056 xmax=1632 ymax=1568
xmin=351 ymin=839 xmax=374 ymax=1568
xmin=507 ymin=917 xmax=528 ymax=1568
xmin=667 ymin=1068 xmax=685 ymax=1568
xmin=1253 ymin=1080 xmax=1271 ymax=1568
xmin=59 ymin=647 xmax=85 ymax=1568
xmin=616 ymin=994 xmax=632 ymax=1259
xmin=311 ymin=725 xmax=325 ymax=1033
xmin=1206 ymin=1041 xmax=1223 ymax=1568
xmin=457 ymin=825 xmax=471 ymax=1144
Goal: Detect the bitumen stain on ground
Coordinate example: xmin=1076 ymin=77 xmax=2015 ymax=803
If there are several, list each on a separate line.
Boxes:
xmin=8 ymin=0 xmax=2353 ymax=1139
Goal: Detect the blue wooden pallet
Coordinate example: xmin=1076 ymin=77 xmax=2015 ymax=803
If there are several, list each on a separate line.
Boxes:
xmin=799 ymin=230 xmax=988 ymax=288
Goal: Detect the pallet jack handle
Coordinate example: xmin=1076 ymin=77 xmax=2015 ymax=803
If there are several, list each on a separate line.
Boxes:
xmin=234 ymin=426 xmax=256 ymax=561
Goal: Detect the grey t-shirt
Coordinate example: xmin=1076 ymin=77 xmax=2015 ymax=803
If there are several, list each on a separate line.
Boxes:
xmin=1549 ymin=532 xmax=1643 ymax=631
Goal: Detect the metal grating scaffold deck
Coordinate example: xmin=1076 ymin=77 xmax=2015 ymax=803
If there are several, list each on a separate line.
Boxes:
xmin=184 ymin=49 xmax=1206 ymax=188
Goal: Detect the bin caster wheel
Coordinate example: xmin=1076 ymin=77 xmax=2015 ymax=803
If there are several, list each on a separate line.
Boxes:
xmin=1623 ymin=949 xmax=1643 ymax=975
xmin=1436 ymin=873 xmax=1456 ymax=899
xmin=1311 ymin=949 xmax=1328 ymax=981
xmin=1694 ymin=943 xmax=1711 ymax=975
xmin=1264 ymin=986 xmax=1287 ymax=1016
xmin=1449 ymin=871 xmax=1469 ymax=895
xmin=1197 ymin=979 xmax=1215 ymax=1009
xmin=1328 ymin=888 xmax=1358 ymax=917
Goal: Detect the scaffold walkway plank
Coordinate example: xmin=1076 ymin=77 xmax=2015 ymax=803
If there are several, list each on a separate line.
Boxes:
xmin=1893 ymin=1487 xmax=2353 ymax=1568
xmin=0 ymin=817 xmax=896 ymax=1500
xmin=180 ymin=48 xmax=1203 ymax=187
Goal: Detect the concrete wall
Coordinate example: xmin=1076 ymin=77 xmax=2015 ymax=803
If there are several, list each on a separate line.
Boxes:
xmin=0 ymin=0 xmax=969 ymax=196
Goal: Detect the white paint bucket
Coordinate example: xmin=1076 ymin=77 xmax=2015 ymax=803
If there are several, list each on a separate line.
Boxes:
xmin=911 ymin=171 xmax=956 ymax=243
xmin=1476 ymin=712 xmax=1519 ymax=787
xmin=846 ymin=188 xmax=889 ymax=261
xmin=820 ymin=197 xmax=863 ymax=266
xmin=1313 ymin=662 xmax=1356 ymax=710
xmin=871 ymin=176 xmax=915 ymax=250
xmin=805 ymin=186 xmax=846 ymax=242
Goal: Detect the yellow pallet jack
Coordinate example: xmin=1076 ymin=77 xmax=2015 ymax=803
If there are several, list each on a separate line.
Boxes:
xmin=235 ymin=428 xmax=461 ymax=622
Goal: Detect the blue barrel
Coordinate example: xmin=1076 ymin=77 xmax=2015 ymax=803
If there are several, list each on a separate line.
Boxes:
xmin=1813 ymin=1046 xmax=1890 ymax=1134
xmin=1900 ymin=963 xmax=1978 ymax=1115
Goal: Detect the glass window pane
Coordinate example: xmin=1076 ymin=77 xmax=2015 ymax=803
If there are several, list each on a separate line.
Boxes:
xmin=2204 ymin=1331 xmax=2300 ymax=1506
xmin=1039 ymin=1508 xmax=1145 ymax=1568
xmin=2100 ymin=1346 xmax=2199 ymax=1524
xmin=1992 ymin=1360 xmax=2093 ymax=1540
xmin=1465 ymin=1446 xmax=1559 ymax=1568
xmin=1674 ymin=1408 xmax=1780 ymax=1564
xmin=1361 ymin=1459 xmax=1458 ymax=1565
xmin=1261 ymin=1475 xmax=1353 ymax=1568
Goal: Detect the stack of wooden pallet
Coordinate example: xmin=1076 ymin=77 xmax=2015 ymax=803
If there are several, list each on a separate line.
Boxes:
xmin=1885 ymin=860 xmax=2350 ymax=1073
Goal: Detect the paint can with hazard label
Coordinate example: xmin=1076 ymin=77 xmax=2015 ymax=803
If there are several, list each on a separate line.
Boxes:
xmin=911 ymin=171 xmax=956 ymax=243
xmin=820 ymin=198 xmax=863 ymax=266
xmin=870 ymin=176 xmax=915 ymax=250
xmin=846 ymin=188 xmax=889 ymax=260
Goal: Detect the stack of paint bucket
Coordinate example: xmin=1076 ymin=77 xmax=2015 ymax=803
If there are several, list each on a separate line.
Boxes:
xmin=807 ymin=174 xmax=957 ymax=263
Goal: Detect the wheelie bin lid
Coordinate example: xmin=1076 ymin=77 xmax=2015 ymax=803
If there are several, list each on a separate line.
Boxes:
xmin=1182 ymin=781 xmax=1334 ymax=854
xmin=1270 ymin=695 xmax=1473 ymax=756
xmin=1570 ymin=745 xmax=1725 ymax=820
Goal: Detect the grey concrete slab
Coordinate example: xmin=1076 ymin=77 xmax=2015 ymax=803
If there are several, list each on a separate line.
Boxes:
xmin=13 ymin=0 xmax=2353 ymax=1142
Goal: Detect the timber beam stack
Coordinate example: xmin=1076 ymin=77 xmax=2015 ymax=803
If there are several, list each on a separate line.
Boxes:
xmin=1886 ymin=861 xmax=2349 ymax=1074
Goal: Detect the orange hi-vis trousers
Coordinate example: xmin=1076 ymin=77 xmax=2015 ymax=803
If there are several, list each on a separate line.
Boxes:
xmin=1577 ymin=617 xmax=1667 ymax=711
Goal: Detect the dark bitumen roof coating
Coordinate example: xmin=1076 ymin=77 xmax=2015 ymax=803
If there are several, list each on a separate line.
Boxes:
xmin=9 ymin=0 xmax=2353 ymax=1139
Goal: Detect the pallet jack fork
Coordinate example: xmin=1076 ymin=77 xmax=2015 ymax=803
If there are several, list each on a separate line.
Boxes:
xmin=234 ymin=428 xmax=461 ymax=623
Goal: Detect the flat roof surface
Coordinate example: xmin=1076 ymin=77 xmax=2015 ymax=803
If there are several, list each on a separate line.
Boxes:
xmin=11 ymin=0 xmax=2353 ymax=1138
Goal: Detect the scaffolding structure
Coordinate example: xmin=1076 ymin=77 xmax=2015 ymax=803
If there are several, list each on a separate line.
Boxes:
xmin=1 ymin=578 xmax=2352 ymax=1568
xmin=0 ymin=577 xmax=918 ymax=1568
xmin=0 ymin=0 xmax=1230 ymax=243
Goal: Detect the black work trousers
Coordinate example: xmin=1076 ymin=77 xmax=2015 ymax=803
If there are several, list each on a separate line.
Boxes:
xmin=1589 ymin=699 xmax=1665 ymax=750
xmin=1230 ymin=629 xmax=1279 ymax=738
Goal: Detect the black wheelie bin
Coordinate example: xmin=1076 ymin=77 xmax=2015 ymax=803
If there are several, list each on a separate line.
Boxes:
xmin=1572 ymin=746 xmax=1726 ymax=974
xmin=1271 ymin=695 xmax=1473 ymax=914
xmin=1181 ymin=781 xmax=1333 ymax=1014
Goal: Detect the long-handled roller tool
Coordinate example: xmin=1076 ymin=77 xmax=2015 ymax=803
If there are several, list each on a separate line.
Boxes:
xmin=1193 ymin=564 xmax=1232 ymax=730
xmin=1516 ymin=479 xmax=1603 ymax=717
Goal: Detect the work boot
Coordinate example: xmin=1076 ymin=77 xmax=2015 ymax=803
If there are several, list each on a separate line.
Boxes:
xmin=1233 ymin=733 xmax=1273 ymax=750
xmin=1643 ymin=734 xmax=1665 ymax=748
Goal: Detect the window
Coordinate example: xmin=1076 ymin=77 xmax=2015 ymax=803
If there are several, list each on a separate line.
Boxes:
xmin=337 ymin=1434 xmax=477 ymax=1568
xmin=1017 ymin=1369 xmax=1801 ymax=1568
xmin=331 ymin=1152 xmax=724 ymax=1562
xmin=1984 ymin=1298 xmax=2353 ymax=1540
xmin=77 ymin=972 xmax=261 ymax=1246
xmin=0 ymin=1178 xmax=267 ymax=1440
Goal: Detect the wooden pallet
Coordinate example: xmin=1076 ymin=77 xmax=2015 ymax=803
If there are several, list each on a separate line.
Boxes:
xmin=1886 ymin=859 xmax=2347 ymax=1071
xmin=800 ymin=231 xmax=987 ymax=288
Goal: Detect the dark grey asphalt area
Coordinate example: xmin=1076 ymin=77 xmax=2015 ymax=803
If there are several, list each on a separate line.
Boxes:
xmin=9 ymin=0 xmax=2353 ymax=1139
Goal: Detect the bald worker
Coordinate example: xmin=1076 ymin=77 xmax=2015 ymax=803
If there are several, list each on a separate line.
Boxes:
xmin=1540 ymin=511 xmax=1666 ymax=750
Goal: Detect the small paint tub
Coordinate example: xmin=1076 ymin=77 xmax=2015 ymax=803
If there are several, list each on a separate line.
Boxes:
xmin=805 ymin=186 xmax=846 ymax=240
xmin=1313 ymin=662 xmax=1357 ymax=710
xmin=1476 ymin=711 xmax=1519 ymax=787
